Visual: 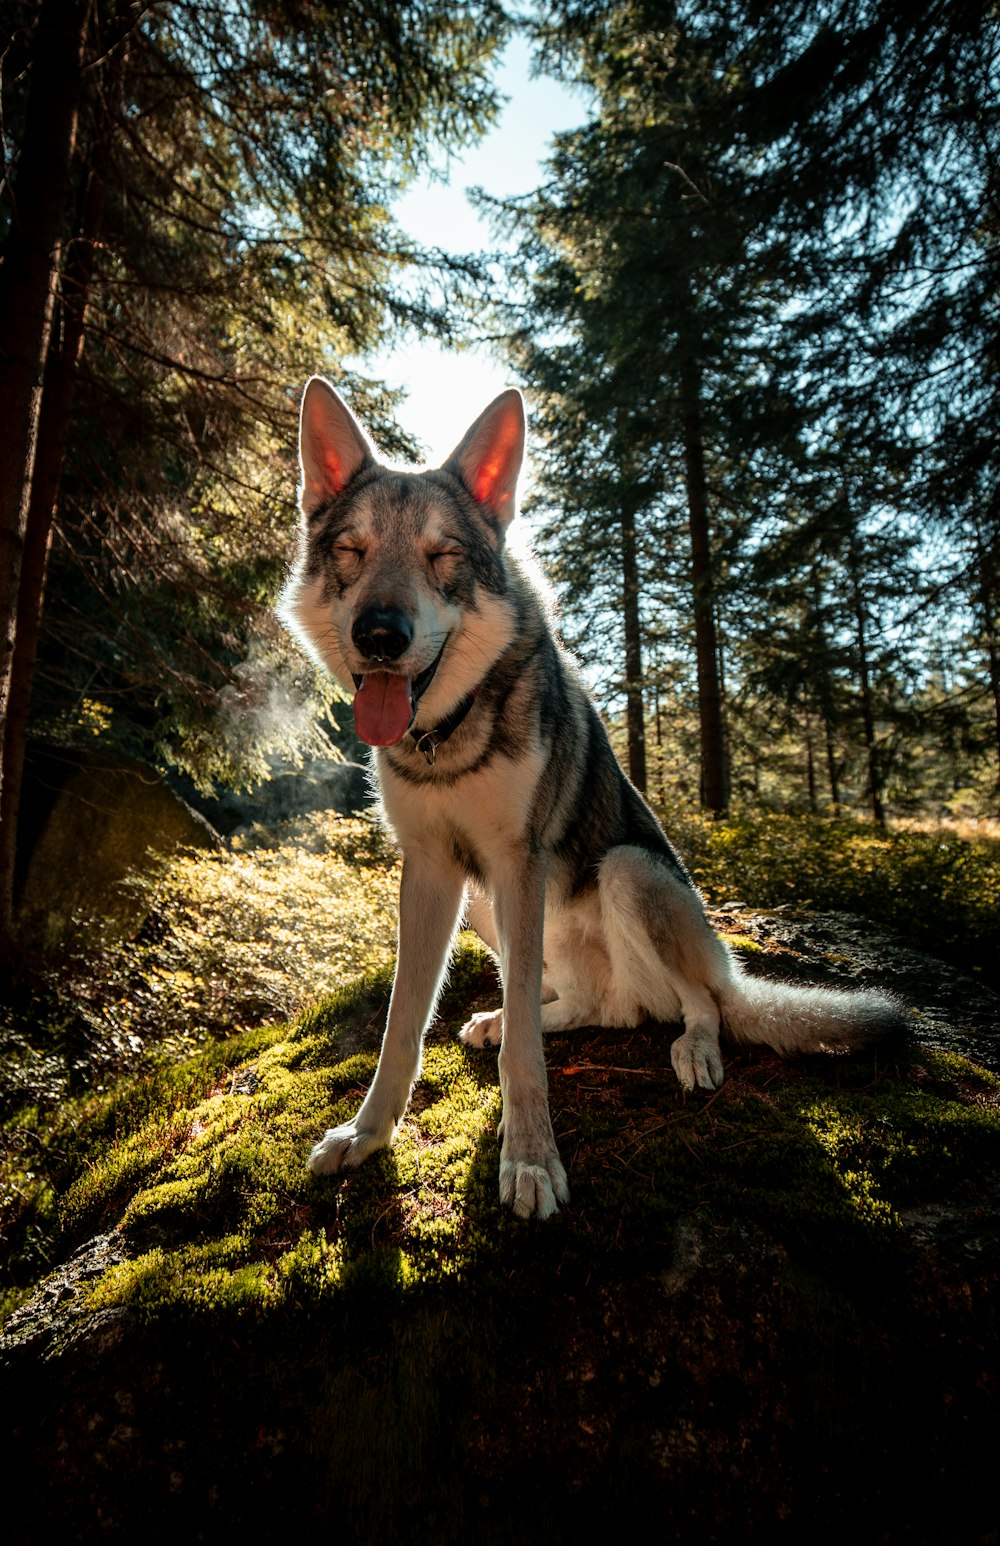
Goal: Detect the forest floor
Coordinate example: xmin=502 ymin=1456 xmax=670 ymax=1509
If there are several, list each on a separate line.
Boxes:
xmin=1 ymin=807 xmax=998 ymax=1542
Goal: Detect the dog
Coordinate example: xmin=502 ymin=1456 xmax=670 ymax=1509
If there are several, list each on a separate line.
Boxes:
xmin=280 ymin=377 xmax=905 ymax=1219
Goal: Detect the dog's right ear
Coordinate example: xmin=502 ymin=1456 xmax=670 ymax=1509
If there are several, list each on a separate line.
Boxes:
xmin=299 ymin=376 xmax=373 ymax=517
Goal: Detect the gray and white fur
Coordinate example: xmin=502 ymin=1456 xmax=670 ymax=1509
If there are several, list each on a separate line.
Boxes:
xmin=280 ymin=378 xmax=905 ymax=1220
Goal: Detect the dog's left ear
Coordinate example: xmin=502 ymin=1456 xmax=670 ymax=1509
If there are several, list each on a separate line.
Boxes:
xmin=444 ymin=388 xmax=525 ymax=532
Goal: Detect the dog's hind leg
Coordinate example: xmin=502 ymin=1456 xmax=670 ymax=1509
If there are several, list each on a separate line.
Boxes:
xmin=599 ymin=847 xmax=730 ymax=1092
xmin=460 ymin=991 xmax=593 ymax=1049
xmin=460 ymin=889 xmax=573 ymax=1050
xmin=308 ymin=853 xmax=465 ymax=1174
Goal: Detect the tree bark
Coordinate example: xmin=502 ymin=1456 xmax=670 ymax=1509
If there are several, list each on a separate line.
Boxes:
xmin=678 ymin=341 xmax=729 ymax=815
xmin=0 ymin=0 xmax=89 ymax=958
xmin=620 ymin=486 xmax=647 ymax=792
xmin=803 ymin=715 xmax=817 ymax=812
xmin=971 ymin=514 xmax=1000 ymax=817
xmin=824 ymin=709 xmax=841 ymax=813
xmin=0 ymin=0 xmax=89 ymax=726
xmin=0 ymin=155 xmax=107 ymax=946
xmin=848 ymin=542 xmax=885 ymax=827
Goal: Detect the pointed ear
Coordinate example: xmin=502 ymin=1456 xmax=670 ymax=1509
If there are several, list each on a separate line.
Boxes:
xmin=298 ymin=376 xmax=373 ymax=516
xmin=444 ymin=388 xmax=525 ymax=531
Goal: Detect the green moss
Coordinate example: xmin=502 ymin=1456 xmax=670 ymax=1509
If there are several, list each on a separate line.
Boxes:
xmin=723 ymin=932 xmax=764 ymax=953
xmin=2 ymin=935 xmax=998 ymax=1335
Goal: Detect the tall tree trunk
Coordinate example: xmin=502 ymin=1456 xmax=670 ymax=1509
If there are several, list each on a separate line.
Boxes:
xmin=678 ymin=340 xmax=729 ymax=814
xmin=810 ymin=577 xmax=841 ymax=812
xmin=805 ymin=715 xmax=818 ymax=813
xmin=824 ymin=710 xmax=841 ymax=813
xmin=848 ymin=541 xmax=885 ymax=827
xmin=620 ymin=487 xmax=647 ymax=792
xmin=653 ymin=670 xmax=665 ymax=804
xmin=971 ymin=513 xmax=1000 ymax=816
xmin=0 ymin=0 xmax=89 ymax=959
xmin=0 ymin=0 xmax=88 ymax=730
xmin=0 ymin=156 xmax=107 ymax=946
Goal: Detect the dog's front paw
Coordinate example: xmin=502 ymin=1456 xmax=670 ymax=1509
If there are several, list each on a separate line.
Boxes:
xmin=499 ymin=1150 xmax=569 ymax=1220
xmin=670 ymin=1029 xmax=724 ymax=1092
xmin=307 ymin=1119 xmax=392 ymax=1175
xmin=459 ymin=1009 xmax=504 ymax=1049
xmin=498 ymin=1103 xmax=569 ymax=1220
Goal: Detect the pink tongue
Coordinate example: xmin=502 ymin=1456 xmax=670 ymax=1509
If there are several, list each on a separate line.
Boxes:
xmin=353 ymin=672 xmax=414 ymax=747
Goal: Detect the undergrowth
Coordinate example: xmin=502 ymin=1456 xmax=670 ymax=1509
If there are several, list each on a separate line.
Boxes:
xmin=666 ymin=807 xmax=1000 ymax=971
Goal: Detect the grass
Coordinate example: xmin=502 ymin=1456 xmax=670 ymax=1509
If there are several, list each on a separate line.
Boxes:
xmin=3 ymin=923 xmax=998 ymax=1326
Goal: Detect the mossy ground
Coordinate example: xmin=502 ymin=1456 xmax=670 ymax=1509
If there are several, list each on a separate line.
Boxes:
xmin=3 ymin=937 xmax=999 ymax=1542
xmin=7 ymin=925 xmax=998 ymax=1328
xmin=2 ymin=812 xmax=1000 ymax=1541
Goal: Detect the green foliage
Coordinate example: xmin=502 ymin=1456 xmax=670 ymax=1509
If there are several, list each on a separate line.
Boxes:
xmin=666 ymin=806 xmax=1000 ymax=967
xmin=504 ymin=0 xmax=1000 ymax=818
xmin=4 ymin=0 xmax=510 ymax=785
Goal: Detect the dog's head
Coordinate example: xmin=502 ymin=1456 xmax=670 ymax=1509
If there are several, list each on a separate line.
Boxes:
xmin=280 ymin=378 xmax=525 ymax=747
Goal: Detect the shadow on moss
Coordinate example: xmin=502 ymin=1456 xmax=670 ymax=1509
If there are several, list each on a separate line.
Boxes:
xmin=2 ymin=940 xmax=999 ymax=1543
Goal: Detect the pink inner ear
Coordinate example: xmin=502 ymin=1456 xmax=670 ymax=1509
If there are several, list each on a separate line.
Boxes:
xmin=323 ymin=449 xmax=345 ymax=493
xmin=473 ymin=451 xmax=506 ymax=504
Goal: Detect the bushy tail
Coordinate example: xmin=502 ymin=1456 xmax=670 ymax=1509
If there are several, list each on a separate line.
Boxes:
xmin=719 ymin=969 xmax=907 ymax=1057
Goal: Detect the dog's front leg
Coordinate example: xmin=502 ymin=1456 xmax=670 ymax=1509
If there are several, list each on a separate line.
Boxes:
xmin=308 ymin=851 xmax=465 ymax=1175
xmin=492 ymin=850 xmax=569 ymax=1219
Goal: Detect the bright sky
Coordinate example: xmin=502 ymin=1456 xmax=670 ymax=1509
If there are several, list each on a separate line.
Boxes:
xmin=357 ymin=31 xmax=586 ymax=466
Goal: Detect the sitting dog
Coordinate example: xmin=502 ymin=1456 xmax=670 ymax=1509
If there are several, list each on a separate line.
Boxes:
xmin=281 ymin=378 xmax=904 ymax=1218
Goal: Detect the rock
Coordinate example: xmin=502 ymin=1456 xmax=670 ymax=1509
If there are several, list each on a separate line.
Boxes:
xmin=15 ymin=744 xmax=222 ymax=950
xmin=718 ymin=906 xmax=1000 ymax=1070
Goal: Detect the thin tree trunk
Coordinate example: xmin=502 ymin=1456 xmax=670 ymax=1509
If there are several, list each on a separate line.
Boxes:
xmin=971 ymin=514 xmax=1000 ymax=816
xmin=678 ymin=341 xmax=728 ymax=814
xmin=848 ymin=542 xmax=885 ymax=827
xmin=0 ymin=0 xmax=89 ymax=960
xmin=824 ymin=711 xmax=841 ymax=813
xmin=620 ymin=488 xmax=647 ymax=792
xmin=0 ymin=0 xmax=88 ymax=737
xmin=805 ymin=715 xmax=818 ymax=813
xmin=653 ymin=668 xmax=665 ymax=804
xmin=810 ymin=577 xmax=841 ymax=812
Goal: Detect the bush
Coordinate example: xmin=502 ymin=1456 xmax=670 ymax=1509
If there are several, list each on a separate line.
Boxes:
xmin=666 ymin=808 xmax=1000 ymax=967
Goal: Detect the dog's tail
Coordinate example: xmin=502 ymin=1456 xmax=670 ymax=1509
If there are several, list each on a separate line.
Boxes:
xmin=718 ymin=969 xmax=907 ymax=1057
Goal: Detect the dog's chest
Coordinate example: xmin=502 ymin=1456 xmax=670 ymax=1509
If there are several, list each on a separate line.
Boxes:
xmin=379 ymin=747 xmax=545 ymax=878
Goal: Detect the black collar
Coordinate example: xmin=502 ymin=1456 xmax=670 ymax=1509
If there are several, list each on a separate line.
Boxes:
xmin=407 ymin=692 xmax=477 ymax=766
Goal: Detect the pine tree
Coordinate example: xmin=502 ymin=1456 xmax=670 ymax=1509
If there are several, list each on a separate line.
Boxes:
xmin=0 ymin=0 xmax=509 ymax=955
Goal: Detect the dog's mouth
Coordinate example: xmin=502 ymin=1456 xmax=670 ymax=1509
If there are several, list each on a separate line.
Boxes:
xmin=351 ymin=640 xmax=447 ymax=748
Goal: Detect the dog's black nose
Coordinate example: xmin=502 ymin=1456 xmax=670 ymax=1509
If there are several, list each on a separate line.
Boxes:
xmin=352 ymin=605 xmax=414 ymax=662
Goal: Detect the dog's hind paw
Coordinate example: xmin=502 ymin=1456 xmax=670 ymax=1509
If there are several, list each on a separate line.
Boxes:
xmin=670 ymin=1029 xmax=724 ymax=1092
xmin=499 ymin=1152 xmax=569 ymax=1220
xmin=307 ymin=1120 xmax=389 ymax=1175
xmin=459 ymin=1009 xmax=504 ymax=1049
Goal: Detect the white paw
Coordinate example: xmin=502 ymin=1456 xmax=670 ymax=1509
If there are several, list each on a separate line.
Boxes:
xmin=499 ymin=1152 xmax=570 ymax=1220
xmin=307 ymin=1119 xmax=392 ymax=1175
xmin=498 ymin=1097 xmax=569 ymax=1220
xmin=671 ymin=1029 xmax=724 ymax=1092
xmin=459 ymin=1009 xmax=504 ymax=1049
